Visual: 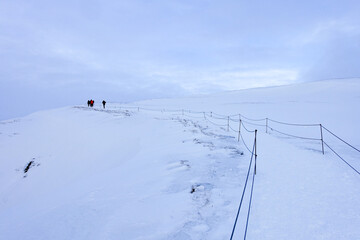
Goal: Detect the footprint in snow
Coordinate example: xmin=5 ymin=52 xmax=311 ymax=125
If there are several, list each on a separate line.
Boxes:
xmin=166 ymin=160 xmax=191 ymax=172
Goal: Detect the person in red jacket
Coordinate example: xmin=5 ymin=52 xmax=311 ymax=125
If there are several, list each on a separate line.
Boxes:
xmin=90 ymin=99 xmax=94 ymax=107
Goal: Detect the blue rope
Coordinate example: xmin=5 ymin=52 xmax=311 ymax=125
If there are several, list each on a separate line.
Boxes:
xmin=244 ymin=158 xmax=256 ymax=239
xmin=322 ymin=125 xmax=360 ymax=153
xmin=230 ymin=140 xmax=255 ymax=240
xmin=323 ymin=141 xmax=360 ymax=175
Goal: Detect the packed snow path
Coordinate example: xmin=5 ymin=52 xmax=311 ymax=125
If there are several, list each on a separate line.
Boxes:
xmin=0 ymin=107 xmax=249 ymax=239
xmin=1 ymin=105 xmax=359 ymax=240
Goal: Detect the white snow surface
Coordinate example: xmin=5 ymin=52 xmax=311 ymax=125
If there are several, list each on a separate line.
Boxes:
xmin=1 ymin=79 xmax=359 ymax=239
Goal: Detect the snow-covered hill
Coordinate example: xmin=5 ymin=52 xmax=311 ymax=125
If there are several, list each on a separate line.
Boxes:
xmin=1 ymin=79 xmax=359 ymax=240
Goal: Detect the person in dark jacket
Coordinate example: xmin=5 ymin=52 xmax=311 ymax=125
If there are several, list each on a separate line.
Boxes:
xmin=87 ymin=100 xmax=90 ymax=107
xmin=102 ymin=100 xmax=106 ymax=109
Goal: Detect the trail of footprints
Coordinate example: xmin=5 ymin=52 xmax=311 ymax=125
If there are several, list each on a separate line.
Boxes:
xmin=164 ymin=117 xmax=245 ymax=239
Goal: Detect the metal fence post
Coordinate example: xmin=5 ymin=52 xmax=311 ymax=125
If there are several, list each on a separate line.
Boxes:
xmin=238 ymin=118 xmax=242 ymax=142
xmin=255 ymin=129 xmax=257 ymax=175
xmin=266 ymin=118 xmax=268 ymax=133
xmin=320 ymin=124 xmax=324 ymax=154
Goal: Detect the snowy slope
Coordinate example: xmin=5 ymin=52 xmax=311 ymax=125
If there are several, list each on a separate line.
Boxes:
xmin=0 ymin=79 xmax=359 ymax=240
xmin=133 ymin=78 xmax=360 ymax=144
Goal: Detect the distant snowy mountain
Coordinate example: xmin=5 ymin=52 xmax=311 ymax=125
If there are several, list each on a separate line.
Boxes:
xmin=1 ymin=79 xmax=359 ymax=240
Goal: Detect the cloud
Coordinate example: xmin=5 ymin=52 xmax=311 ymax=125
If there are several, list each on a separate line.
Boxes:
xmin=294 ymin=18 xmax=360 ymax=81
xmin=214 ymin=69 xmax=299 ymax=89
xmin=1 ymin=0 xmax=360 ymax=120
xmin=144 ymin=66 xmax=299 ymax=93
xmin=298 ymin=19 xmax=360 ymax=45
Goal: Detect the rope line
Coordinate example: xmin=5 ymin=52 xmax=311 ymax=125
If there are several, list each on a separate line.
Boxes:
xmin=240 ymin=133 xmax=253 ymax=154
xmin=230 ymin=117 xmax=240 ymax=123
xmin=242 ymin=119 xmax=266 ymax=127
xmin=241 ymin=122 xmax=256 ymax=133
xmin=240 ymin=115 xmax=266 ymax=122
xmin=211 ymin=115 xmax=228 ymax=120
xmin=206 ymin=117 xmax=228 ymax=127
xmin=229 ymin=125 xmax=239 ymax=133
xmin=188 ymin=110 xmax=204 ymax=114
xmin=212 ymin=112 xmax=227 ymax=117
xmin=244 ymin=158 xmax=256 ymax=240
xmin=268 ymin=118 xmax=319 ymax=127
xmin=323 ymin=141 xmax=360 ymax=175
xmin=165 ymin=109 xmax=183 ymax=113
xmin=322 ymin=126 xmax=360 ymax=153
xmin=269 ymin=127 xmax=321 ymax=141
xmin=230 ymin=140 xmax=255 ymax=240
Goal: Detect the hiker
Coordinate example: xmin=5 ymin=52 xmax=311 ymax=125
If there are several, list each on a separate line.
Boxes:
xmin=87 ymin=100 xmax=90 ymax=107
xmin=90 ymin=99 xmax=94 ymax=107
xmin=102 ymin=100 xmax=106 ymax=109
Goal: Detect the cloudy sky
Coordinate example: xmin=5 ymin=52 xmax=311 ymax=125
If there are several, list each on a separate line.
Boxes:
xmin=1 ymin=0 xmax=360 ymax=119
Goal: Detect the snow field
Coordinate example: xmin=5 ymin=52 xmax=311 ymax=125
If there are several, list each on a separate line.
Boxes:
xmin=0 ymin=106 xmax=252 ymax=239
xmin=1 ymin=79 xmax=359 ymax=239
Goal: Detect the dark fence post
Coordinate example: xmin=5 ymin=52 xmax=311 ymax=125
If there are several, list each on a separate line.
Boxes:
xmin=238 ymin=118 xmax=242 ymax=142
xmin=266 ymin=118 xmax=268 ymax=133
xmin=320 ymin=124 xmax=324 ymax=154
xmin=255 ymin=129 xmax=257 ymax=175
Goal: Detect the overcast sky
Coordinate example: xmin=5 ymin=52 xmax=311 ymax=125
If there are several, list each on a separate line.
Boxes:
xmin=1 ymin=0 xmax=360 ymax=120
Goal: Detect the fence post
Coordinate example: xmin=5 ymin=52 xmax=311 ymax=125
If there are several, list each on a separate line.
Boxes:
xmin=238 ymin=118 xmax=242 ymax=142
xmin=227 ymin=116 xmax=230 ymax=132
xmin=255 ymin=129 xmax=257 ymax=175
xmin=138 ymin=107 xmax=139 ymax=112
xmin=320 ymin=124 xmax=324 ymax=155
xmin=211 ymin=112 xmax=212 ymax=117
xmin=266 ymin=118 xmax=268 ymax=133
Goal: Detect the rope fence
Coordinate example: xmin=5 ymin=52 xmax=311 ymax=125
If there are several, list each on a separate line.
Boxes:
xmin=241 ymin=119 xmax=267 ymax=127
xmin=239 ymin=115 xmax=266 ymax=122
xmin=323 ymin=141 xmax=360 ymax=175
xmin=268 ymin=118 xmax=319 ymax=127
xmin=322 ymin=125 xmax=360 ymax=153
xmin=268 ymin=127 xmax=321 ymax=141
xmin=230 ymin=138 xmax=256 ymax=240
xmin=119 ymin=105 xmax=359 ymax=176
xmin=229 ymin=125 xmax=239 ymax=133
xmin=107 ymin=104 xmax=359 ymax=239
xmin=241 ymin=121 xmax=256 ymax=133
xmin=205 ymin=117 xmax=229 ymax=127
